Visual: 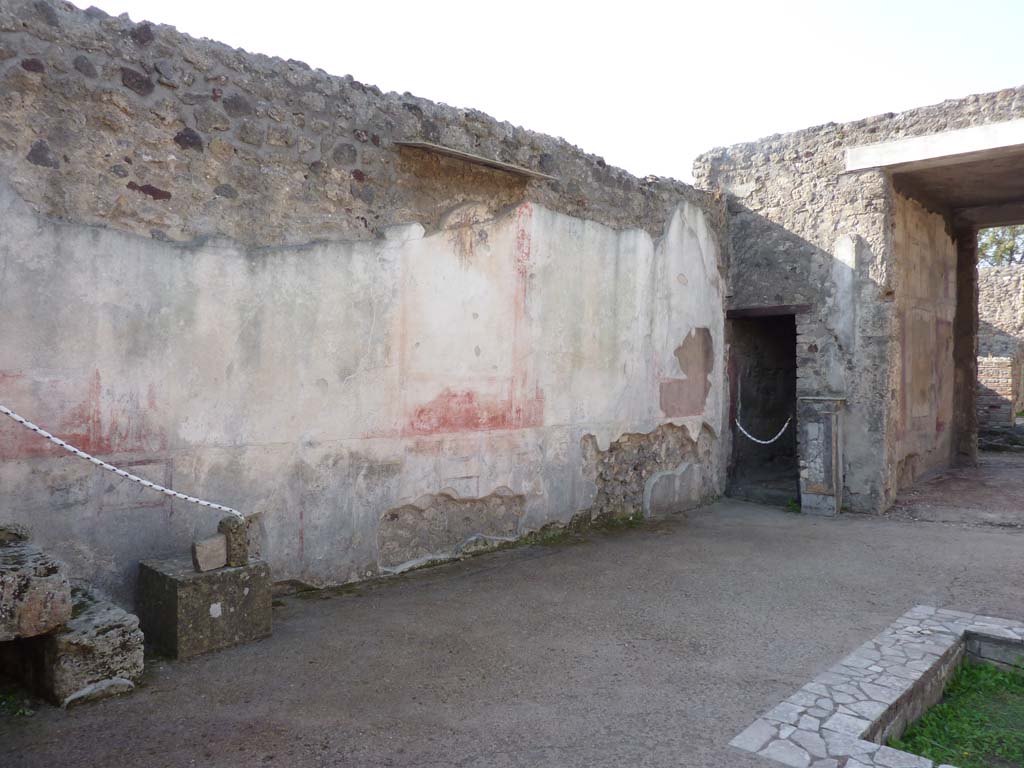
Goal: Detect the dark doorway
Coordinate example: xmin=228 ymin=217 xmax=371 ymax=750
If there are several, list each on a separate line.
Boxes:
xmin=727 ymin=314 xmax=799 ymax=506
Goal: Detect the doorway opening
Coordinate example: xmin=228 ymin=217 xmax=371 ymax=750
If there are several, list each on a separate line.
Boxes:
xmin=727 ymin=313 xmax=799 ymax=507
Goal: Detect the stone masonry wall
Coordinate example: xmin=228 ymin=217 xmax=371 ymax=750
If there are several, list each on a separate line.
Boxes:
xmin=0 ymin=0 xmax=717 ymax=246
xmin=978 ymin=265 xmax=1024 ymax=357
xmin=977 ymin=266 xmax=1024 ymax=422
xmin=0 ymin=1 xmax=727 ymax=604
xmin=695 ymin=86 xmax=1024 ymax=512
xmin=977 ymin=357 xmax=1020 ymax=427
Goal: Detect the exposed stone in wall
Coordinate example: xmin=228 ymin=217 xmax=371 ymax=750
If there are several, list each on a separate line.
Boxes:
xmin=377 ymin=489 xmax=524 ymax=572
xmin=978 ymin=265 xmax=1024 ymax=357
xmin=580 ymin=423 xmax=717 ymax=522
xmin=0 ymin=0 xmax=720 ymax=246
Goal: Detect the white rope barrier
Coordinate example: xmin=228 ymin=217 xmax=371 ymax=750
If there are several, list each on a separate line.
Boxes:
xmin=734 ymin=389 xmax=792 ymax=446
xmin=1 ymin=404 xmax=243 ymax=519
xmin=735 ymin=412 xmax=792 ymax=445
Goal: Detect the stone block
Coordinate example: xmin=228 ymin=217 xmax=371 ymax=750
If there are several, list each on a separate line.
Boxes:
xmin=0 ymin=539 xmax=72 ymax=641
xmin=0 ymin=588 xmax=144 ymax=707
xmin=217 ymin=515 xmax=248 ymax=567
xmin=137 ymin=557 xmax=271 ymax=659
xmin=38 ymin=588 xmax=143 ymax=707
xmin=191 ymin=533 xmax=227 ymax=572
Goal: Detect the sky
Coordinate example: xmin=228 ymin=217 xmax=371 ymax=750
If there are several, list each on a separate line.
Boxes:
xmin=86 ymin=0 xmax=1024 ymax=182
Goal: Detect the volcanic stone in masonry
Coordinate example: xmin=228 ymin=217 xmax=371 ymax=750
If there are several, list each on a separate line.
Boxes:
xmin=0 ymin=538 xmax=72 ymax=641
xmin=137 ymin=557 xmax=271 ymax=659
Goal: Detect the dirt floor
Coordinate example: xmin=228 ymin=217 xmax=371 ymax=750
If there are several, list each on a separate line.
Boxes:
xmin=3 ymin=498 xmax=1022 ymax=768
xmin=890 ymin=451 xmax=1024 ymax=529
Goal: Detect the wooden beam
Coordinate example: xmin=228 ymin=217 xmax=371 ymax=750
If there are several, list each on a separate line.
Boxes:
xmin=727 ymin=304 xmax=812 ymax=319
xmin=395 ymin=141 xmax=557 ymax=181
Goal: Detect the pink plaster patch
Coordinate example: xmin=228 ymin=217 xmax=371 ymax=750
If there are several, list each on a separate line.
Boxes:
xmin=0 ymin=369 xmax=167 ymax=460
xmin=405 ymin=387 xmax=544 ymax=436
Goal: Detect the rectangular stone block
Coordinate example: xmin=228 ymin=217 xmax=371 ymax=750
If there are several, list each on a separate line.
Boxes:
xmin=191 ymin=533 xmax=227 ymax=572
xmin=217 ymin=515 xmax=249 ymax=567
xmin=137 ymin=557 xmax=271 ymax=659
xmin=39 ymin=588 xmax=143 ymax=707
xmin=0 ymin=588 xmax=143 ymax=707
xmin=797 ymin=396 xmax=844 ymax=516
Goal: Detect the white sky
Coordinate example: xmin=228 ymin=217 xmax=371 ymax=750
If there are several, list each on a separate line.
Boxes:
xmin=89 ymin=0 xmax=1024 ymax=182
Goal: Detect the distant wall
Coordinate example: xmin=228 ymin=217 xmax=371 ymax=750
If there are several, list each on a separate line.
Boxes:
xmin=978 ymin=266 xmax=1024 ymax=357
xmin=0 ymin=2 xmax=726 ymax=604
xmin=977 ymin=266 xmax=1024 ymax=422
xmin=977 ymin=357 xmax=1021 ymax=427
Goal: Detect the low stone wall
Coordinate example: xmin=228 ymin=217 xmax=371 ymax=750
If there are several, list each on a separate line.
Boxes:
xmin=977 ymin=356 xmax=1021 ymax=428
xmin=730 ymin=605 xmax=1024 ymax=768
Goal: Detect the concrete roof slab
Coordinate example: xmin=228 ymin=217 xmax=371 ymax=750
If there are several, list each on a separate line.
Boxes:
xmin=846 ymin=118 xmax=1024 ymax=172
xmin=847 ymin=119 xmax=1024 ymax=221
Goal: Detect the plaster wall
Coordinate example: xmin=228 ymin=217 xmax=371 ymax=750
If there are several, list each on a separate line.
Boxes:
xmin=891 ymin=195 xmax=957 ymax=487
xmin=0 ymin=183 xmax=724 ymax=604
xmin=0 ymin=0 xmax=727 ymax=604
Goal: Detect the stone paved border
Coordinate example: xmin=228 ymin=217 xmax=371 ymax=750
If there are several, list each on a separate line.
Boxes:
xmin=730 ymin=605 xmax=1024 ymax=768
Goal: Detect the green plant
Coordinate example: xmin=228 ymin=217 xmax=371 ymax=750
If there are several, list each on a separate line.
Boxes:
xmin=785 ymin=499 xmax=801 ymax=514
xmin=889 ymin=661 xmax=1024 ymax=768
xmin=0 ymin=689 xmax=34 ymax=718
xmin=979 ymin=226 xmax=1024 ymax=266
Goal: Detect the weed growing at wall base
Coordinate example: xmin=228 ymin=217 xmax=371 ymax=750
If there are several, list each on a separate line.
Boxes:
xmin=0 ymin=685 xmax=34 ymax=718
xmin=889 ymin=661 xmax=1024 ymax=768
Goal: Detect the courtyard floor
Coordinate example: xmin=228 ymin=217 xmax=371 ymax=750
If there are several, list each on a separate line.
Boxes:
xmin=890 ymin=451 xmax=1024 ymax=528
xmin=4 ymin=496 xmax=1023 ymax=768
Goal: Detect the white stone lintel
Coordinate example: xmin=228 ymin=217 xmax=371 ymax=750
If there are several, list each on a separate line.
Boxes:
xmin=846 ymin=118 xmax=1024 ymax=172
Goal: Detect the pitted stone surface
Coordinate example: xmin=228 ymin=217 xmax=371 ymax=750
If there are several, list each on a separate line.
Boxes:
xmin=137 ymin=556 xmax=271 ymax=659
xmin=0 ymin=538 xmax=71 ymax=640
xmin=730 ymin=605 xmax=1024 ymax=768
xmin=38 ymin=588 xmax=144 ymax=707
xmin=0 ymin=0 xmax=722 ymax=247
